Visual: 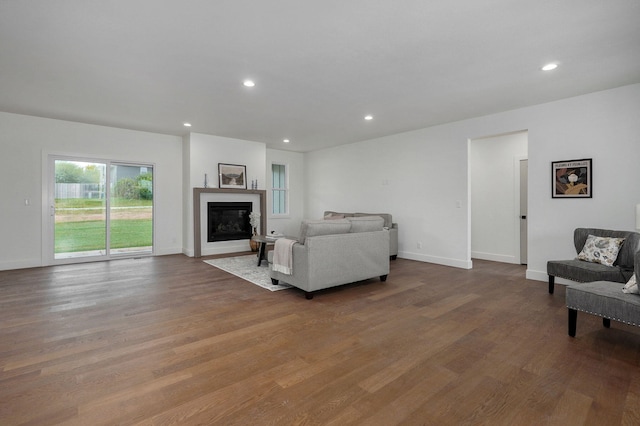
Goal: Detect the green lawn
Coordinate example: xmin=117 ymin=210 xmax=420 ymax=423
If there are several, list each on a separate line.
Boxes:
xmin=55 ymin=219 xmax=152 ymax=253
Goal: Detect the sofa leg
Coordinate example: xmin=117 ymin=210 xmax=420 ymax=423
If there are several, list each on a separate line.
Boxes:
xmin=568 ymin=308 xmax=577 ymax=337
xmin=548 ymin=275 xmax=555 ymax=294
xmin=603 ymin=318 xmax=611 ymax=328
xmin=390 ymin=255 xmax=397 ymax=260
xmin=305 ymin=292 xmax=314 ymax=300
xmin=380 ymin=274 xmax=388 ymax=282
xmin=271 ymin=278 xmax=279 ymax=285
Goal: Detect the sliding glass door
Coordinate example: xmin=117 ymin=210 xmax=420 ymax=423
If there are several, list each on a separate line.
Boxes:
xmin=51 ymin=157 xmax=153 ymax=262
xmin=109 ymin=164 xmax=153 ymax=255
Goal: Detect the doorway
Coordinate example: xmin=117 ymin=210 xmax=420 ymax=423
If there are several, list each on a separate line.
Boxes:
xmin=469 ymin=131 xmax=528 ymax=265
xmin=49 ymin=156 xmax=154 ymax=263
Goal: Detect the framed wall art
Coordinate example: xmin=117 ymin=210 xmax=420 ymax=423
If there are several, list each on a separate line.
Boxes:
xmin=218 ymin=163 xmax=247 ymax=189
xmin=551 ymin=158 xmax=592 ymax=198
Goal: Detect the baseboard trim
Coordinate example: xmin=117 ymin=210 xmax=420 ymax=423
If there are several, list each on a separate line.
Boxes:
xmin=471 ymin=251 xmax=518 ymax=264
xmin=0 ymin=258 xmax=42 ymax=272
xmin=398 ymin=251 xmax=473 ymax=269
xmin=154 ymin=247 xmax=183 ymax=256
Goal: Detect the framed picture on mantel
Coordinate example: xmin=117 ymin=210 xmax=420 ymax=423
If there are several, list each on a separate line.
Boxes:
xmin=218 ymin=163 xmax=247 ymax=189
xmin=551 ymin=158 xmax=592 ymax=198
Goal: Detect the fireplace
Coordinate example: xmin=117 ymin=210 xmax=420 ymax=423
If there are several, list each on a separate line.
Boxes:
xmin=193 ymin=188 xmax=265 ymax=257
xmin=207 ymin=202 xmax=252 ymax=242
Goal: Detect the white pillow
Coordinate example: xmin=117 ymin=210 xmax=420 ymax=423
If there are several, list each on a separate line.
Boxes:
xmin=623 ymin=275 xmax=638 ymax=294
xmin=576 ymin=235 xmax=625 ymax=267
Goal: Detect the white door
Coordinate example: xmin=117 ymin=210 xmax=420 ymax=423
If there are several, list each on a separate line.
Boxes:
xmin=519 ymin=159 xmax=528 ymax=265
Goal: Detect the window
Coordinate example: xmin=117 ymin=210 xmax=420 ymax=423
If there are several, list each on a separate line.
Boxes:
xmin=271 ymin=163 xmax=288 ymax=215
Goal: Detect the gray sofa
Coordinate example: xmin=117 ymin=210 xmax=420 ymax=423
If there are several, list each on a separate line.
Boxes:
xmin=269 ymin=216 xmax=390 ymax=299
xmin=546 ymin=228 xmax=640 ymax=294
xmin=566 ymin=252 xmax=640 ymax=336
xmin=324 ymin=211 xmax=398 ymax=259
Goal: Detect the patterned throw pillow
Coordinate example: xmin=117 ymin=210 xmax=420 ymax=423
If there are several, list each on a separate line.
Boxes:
xmin=622 ymin=274 xmax=638 ymax=294
xmin=576 ymin=235 xmax=625 ymax=267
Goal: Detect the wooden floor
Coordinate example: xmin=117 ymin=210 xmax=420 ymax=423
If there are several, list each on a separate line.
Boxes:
xmin=1 ymin=254 xmax=639 ymax=425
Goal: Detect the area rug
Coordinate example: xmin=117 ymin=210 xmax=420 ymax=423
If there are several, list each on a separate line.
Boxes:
xmin=203 ymin=255 xmax=292 ymax=292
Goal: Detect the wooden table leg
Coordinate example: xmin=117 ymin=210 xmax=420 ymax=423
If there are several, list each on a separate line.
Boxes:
xmin=257 ymin=242 xmax=267 ymax=266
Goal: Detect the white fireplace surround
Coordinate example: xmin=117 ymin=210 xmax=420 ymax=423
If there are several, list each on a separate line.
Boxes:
xmin=193 ymin=188 xmax=266 ymax=257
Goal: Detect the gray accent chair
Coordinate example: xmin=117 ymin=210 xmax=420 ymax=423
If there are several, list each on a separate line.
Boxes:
xmin=269 ymin=216 xmax=390 ymax=299
xmin=566 ymin=252 xmax=640 ymax=337
xmin=324 ymin=211 xmax=398 ymax=260
xmin=546 ymin=228 xmax=640 ymax=294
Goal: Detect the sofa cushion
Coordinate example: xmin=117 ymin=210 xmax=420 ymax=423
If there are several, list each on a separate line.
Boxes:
xmin=566 ymin=281 xmax=640 ymax=326
xmin=576 ymin=235 xmax=625 ymax=267
xmin=298 ymin=219 xmax=351 ymax=245
xmin=324 ymin=212 xmax=345 ymax=220
xmin=346 ymin=216 xmax=384 ymax=233
xmin=355 ymin=212 xmax=392 ymax=228
xmin=547 ymin=259 xmax=631 ymax=283
xmin=324 ymin=211 xmax=355 ymax=219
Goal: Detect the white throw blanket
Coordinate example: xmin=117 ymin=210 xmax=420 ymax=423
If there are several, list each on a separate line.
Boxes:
xmin=272 ymin=238 xmax=297 ymax=275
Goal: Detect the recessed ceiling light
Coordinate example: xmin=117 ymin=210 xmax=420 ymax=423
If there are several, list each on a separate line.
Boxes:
xmin=283 ymin=139 xmax=290 ymax=143
xmin=541 ymin=63 xmax=558 ymax=71
xmin=364 ymin=115 xmax=373 ymax=121
xmin=183 ymin=122 xmax=192 ymax=127
xmin=243 ymin=80 xmax=255 ymax=87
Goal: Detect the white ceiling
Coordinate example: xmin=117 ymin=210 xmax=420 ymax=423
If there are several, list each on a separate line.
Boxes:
xmin=1 ymin=1 xmax=639 ymax=152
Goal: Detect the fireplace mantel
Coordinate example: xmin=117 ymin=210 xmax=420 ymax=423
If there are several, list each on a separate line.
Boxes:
xmin=193 ymin=188 xmax=266 ymax=258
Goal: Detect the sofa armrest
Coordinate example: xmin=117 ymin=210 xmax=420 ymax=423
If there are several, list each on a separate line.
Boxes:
xmin=388 ymin=226 xmax=398 ymax=257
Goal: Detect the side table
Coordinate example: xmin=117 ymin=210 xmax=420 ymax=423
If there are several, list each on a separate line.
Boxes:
xmin=252 ymin=235 xmax=280 ymax=266
xmin=252 ymin=235 xmax=296 ymax=266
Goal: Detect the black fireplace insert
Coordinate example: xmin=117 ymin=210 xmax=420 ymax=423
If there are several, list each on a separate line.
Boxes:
xmin=207 ymin=202 xmax=252 ymax=242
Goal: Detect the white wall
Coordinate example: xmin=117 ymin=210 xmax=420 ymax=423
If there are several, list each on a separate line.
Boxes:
xmin=525 ymin=84 xmax=640 ymax=283
xmin=2 ymin=84 xmax=639 ymax=280
xmin=305 ymin=122 xmax=472 ymax=269
xmin=470 ymin=131 xmax=528 ymax=264
xmin=305 ymin=83 xmax=640 ymax=281
xmin=266 ymin=149 xmax=305 ymax=237
xmin=182 ymin=132 xmax=266 ymax=256
xmin=0 ymin=111 xmax=183 ymax=271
